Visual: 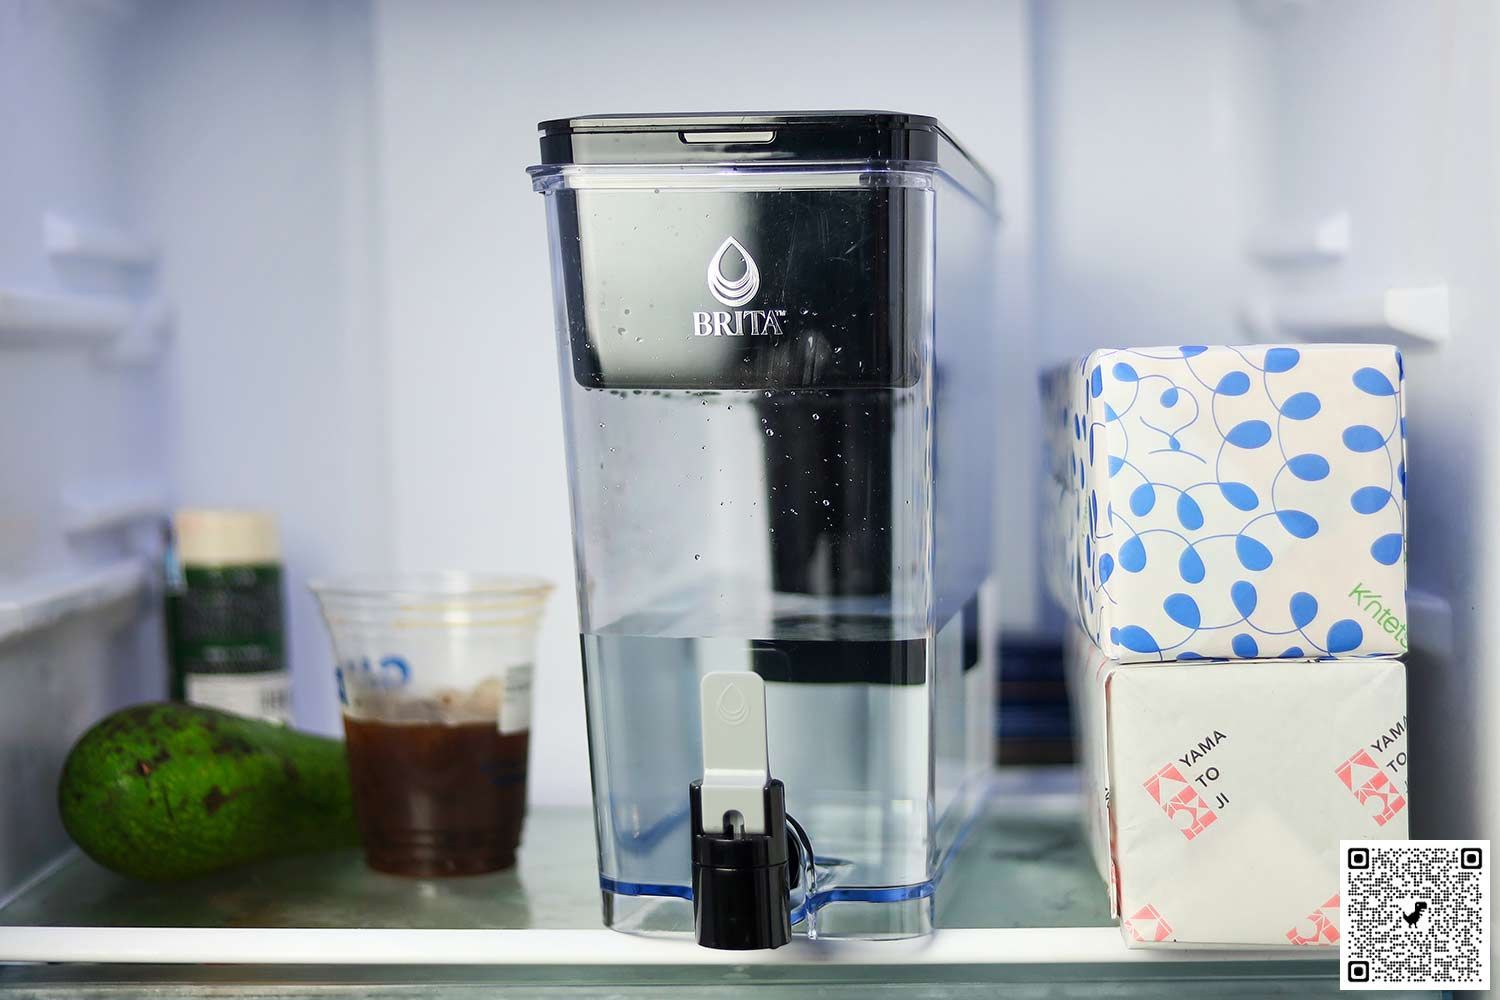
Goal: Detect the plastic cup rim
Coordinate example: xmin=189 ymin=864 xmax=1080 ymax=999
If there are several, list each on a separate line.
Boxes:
xmin=308 ymin=572 xmax=554 ymax=604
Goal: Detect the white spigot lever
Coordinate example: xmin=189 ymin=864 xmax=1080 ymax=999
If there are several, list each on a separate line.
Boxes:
xmin=698 ymin=671 xmax=770 ymax=835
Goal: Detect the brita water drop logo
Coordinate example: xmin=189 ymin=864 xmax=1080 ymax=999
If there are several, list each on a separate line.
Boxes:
xmin=715 ymin=682 xmax=750 ymax=726
xmin=707 ymin=236 xmax=760 ymax=307
xmin=693 ymin=237 xmax=788 ymax=337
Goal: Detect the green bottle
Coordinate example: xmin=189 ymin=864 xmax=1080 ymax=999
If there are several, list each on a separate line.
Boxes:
xmin=166 ymin=509 xmax=290 ymax=723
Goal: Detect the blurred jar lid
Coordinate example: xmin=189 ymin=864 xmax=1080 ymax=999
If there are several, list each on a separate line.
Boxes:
xmin=173 ymin=509 xmax=279 ymax=566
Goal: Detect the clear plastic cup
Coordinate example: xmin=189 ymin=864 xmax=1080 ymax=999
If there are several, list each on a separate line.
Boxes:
xmin=309 ymin=573 xmax=552 ymax=876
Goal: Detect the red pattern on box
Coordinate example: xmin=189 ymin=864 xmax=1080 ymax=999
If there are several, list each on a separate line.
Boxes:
xmin=1285 ymin=893 xmax=1340 ymax=945
xmin=1142 ymin=762 xmax=1218 ymax=840
xmin=1124 ymin=904 xmax=1173 ymax=942
xmin=1336 ymin=750 xmax=1406 ymax=827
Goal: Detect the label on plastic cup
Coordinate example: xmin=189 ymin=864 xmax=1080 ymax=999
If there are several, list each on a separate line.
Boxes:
xmin=499 ymin=663 xmax=533 ymax=735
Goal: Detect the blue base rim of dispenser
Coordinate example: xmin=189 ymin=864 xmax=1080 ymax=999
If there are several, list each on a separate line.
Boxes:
xmin=598 ymin=877 xmax=695 ymax=902
xmin=598 ymin=781 xmax=991 ymax=928
xmin=595 ymin=873 xmax=940 ymax=927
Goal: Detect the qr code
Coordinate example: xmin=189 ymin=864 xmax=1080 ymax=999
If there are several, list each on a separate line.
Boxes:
xmin=1342 ymin=839 xmax=1490 ymax=990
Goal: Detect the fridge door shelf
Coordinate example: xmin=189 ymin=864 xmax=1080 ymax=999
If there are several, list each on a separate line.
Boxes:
xmin=0 ymin=288 xmax=172 ymax=364
xmin=61 ymin=488 xmax=168 ymax=539
xmin=0 ymin=561 xmax=148 ymax=646
xmin=1245 ymin=211 xmax=1351 ymax=265
xmin=42 ymin=213 xmax=159 ymax=269
xmin=1239 ymin=284 xmax=1450 ymax=345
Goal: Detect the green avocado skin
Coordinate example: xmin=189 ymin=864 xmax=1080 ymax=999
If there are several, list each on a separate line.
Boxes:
xmin=58 ymin=702 xmax=360 ymax=881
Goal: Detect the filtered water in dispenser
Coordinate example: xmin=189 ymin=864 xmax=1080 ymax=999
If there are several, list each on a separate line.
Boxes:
xmin=528 ymin=112 xmax=1000 ymax=943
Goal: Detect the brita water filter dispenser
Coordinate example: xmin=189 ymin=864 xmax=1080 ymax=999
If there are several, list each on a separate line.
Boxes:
xmin=528 ymin=112 xmax=1000 ymax=944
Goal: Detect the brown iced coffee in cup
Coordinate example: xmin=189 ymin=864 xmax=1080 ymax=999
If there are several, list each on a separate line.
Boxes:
xmin=309 ymin=574 xmax=552 ymax=878
xmin=343 ymin=680 xmax=530 ymax=876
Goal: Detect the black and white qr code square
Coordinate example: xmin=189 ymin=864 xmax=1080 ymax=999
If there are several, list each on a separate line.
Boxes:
xmin=1341 ymin=839 xmax=1490 ymax=990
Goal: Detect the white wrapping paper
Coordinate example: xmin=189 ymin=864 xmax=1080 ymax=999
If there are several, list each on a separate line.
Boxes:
xmin=1065 ymin=627 xmax=1410 ymax=947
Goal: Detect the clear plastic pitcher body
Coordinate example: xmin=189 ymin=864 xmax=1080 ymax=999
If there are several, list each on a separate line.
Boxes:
xmin=530 ymin=113 xmax=1000 ymax=939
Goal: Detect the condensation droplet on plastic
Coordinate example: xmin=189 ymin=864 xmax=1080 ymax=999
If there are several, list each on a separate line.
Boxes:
xmin=693 ymin=553 xmax=700 ymax=561
xmin=822 ymin=499 xmax=830 ymax=506
xmin=812 ymin=413 xmax=821 ymax=421
xmin=765 ymin=429 xmax=774 ymax=436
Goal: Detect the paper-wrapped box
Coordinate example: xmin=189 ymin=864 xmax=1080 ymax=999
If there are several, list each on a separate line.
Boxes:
xmin=1045 ymin=344 xmax=1408 ymax=663
xmin=1065 ymin=627 xmax=1409 ymax=947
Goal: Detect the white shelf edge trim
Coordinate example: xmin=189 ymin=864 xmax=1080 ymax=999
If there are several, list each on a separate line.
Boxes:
xmin=0 ymin=926 xmax=1332 ymax=966
xmin=43 ymin=212 xmax=158 ymax=267
xmin=64 ymin=488 xmax=169 ymax=537
xmin=0 ymin=560 xmax=148 ymax=645
xmin=1240 ymin=284 xmax=1450 ymax=345
xmin=1247 ymin=211 xmax=1350 ymax=264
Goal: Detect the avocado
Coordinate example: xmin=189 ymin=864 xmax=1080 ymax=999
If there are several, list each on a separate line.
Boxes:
xmin=58 ymin=702 xmax=359 ymax=881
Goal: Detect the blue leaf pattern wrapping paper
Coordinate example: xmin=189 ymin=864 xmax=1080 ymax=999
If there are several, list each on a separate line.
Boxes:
xmin=1043 ymin=344 xmax=1408 ymax=663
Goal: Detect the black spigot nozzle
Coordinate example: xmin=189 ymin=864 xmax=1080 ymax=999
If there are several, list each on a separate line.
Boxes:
xmin=689 ymin=778 xmax=792 ymax=950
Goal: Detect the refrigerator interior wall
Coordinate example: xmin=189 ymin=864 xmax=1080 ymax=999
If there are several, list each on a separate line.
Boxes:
xmin=1034 ymin=0 xmax=1499 ymax=842
xmin=1258 ymin=0 xmax=1499 ymax=845
xmin=0 ymin=1 xmax=167 ymax=893
xmin=1033 ymin=0 xmax=1271 ymax=357
xmin=125 ymin=0 xmax=392 ymax=741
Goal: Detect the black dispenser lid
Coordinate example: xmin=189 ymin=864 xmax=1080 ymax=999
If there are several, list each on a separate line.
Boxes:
xmin=534 ymin=111 xmax=997 ymax=214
